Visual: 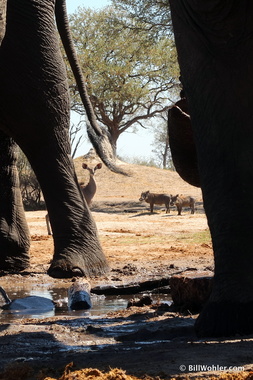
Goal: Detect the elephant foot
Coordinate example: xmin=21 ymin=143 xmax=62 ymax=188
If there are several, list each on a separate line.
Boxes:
xmin=47 ymin=254 xmax=110 ymax=279
xmin=0 ymin=253 xmax=30 ymax=272
xmin=48 ymin=263 xmax=85 ymax=279
xmin=195 ymin=301 xmax=253 ymax=338
xmin=0 ymin=225 xmax=30 ymax=272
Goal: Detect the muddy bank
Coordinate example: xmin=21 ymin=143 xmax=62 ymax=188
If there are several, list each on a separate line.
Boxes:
xmin=0 ymin=305 xmax=253 ymax=379
xmin=0 ymin=199 xmax=251 ymax=379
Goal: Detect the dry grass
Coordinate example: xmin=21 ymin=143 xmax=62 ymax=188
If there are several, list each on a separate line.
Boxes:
xmin=1 ymin=363 xmax=253 ymax=380
xmin=41 ymin=364 xmax=253 ymax=380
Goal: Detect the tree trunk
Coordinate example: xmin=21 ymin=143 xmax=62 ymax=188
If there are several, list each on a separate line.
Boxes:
xmin=162 ymin=134 xmax=169 ymax=169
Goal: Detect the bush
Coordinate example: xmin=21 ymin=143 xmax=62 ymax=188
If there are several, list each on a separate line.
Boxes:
xmin=17 ymin=150 xmax=45 ymax=211
xmin=118 ymin=154 xmax=159 ymax=167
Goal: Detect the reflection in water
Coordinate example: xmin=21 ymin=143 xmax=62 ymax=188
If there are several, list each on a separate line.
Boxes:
xmin=0 ymin=285 xmax=171 ymax=322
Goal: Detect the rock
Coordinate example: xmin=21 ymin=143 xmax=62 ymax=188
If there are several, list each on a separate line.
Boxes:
xmin=68 ymin=279 xmax=92 ymax=310
xmin=0 ymin=286 xmax=55 ymax=313
xmin=170 ymin=270 xmax=213 ymax=313
xmin=2 ymin=296 xmax=55 ymax=312
xmin=127 ymin=295 xmax=153 ymax=308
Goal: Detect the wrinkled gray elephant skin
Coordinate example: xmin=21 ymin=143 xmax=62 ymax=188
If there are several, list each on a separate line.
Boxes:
xmin=0 ymin=0 xmax=109 ymax=278
xmin=169 ymin=0 xmax=253 ymax=337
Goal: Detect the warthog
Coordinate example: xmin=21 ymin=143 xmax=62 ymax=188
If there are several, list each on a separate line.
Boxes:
xmin=139 ymin=191 xmax=171 ymax=213
xmin=170 ymin=194 xmax=195 ymax=215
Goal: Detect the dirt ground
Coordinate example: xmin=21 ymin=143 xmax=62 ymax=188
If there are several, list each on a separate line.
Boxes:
xmin=0 ymin=161 xmax=252 ymax=380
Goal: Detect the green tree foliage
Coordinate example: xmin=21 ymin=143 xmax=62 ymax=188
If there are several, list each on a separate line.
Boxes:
xmin=113 ymin=0 xmax=177 ymax=167
xmin=112 ymin=0 xmax=172 ymax=37
xmin=68 ymin=6 xmax=179 ymax=149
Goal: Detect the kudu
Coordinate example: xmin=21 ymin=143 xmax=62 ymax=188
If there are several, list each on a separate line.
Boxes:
xmin=80 ymin=162 xmax=102 ymax=206
xmin=46 ymin=162 xmax=102 ymax=235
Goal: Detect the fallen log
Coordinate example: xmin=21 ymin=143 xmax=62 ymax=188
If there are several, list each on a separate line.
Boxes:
xmin=91 ymin=277 xmax=171 ymax=295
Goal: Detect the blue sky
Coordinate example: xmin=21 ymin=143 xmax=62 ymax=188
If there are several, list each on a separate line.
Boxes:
xmin=65 ymin=0 xmax=155 ymax=161
xmin=66 ymin=0 xmax=111 ymax=14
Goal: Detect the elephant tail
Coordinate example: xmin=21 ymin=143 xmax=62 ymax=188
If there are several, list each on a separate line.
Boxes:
xmin=54 ymin=0 xmax=128 ymax=176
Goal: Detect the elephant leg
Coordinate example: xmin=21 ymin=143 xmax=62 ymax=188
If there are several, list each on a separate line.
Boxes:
xmin=24 ymin=134 xmax=109 ymax=279
xmin=170 ymin=0 xmax=253 ymax=337
xmin=0 ymin=131 xmax=30 ymax=271
xmin=0 ymin=0 xmax=108 ymax=278
xmin=194 ymin=140 xmax=253 ymax=337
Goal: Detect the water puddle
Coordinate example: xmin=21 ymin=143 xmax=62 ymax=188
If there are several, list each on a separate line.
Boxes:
xmin=0 ymin=284 xmax=172 ymax=322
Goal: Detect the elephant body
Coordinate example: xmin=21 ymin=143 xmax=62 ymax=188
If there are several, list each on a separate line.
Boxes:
xmin=169 ymin=0 xmax=253 ymax=336
xmin=0 ymin=0 xmax=109 ymax=277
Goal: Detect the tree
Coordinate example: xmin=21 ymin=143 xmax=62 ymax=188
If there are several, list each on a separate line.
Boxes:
xmin=112 ymin=0 xmax=172 ymax=37
xmin=0 ymin=0 xmax=6 ymax=43
xmin=67 ymin=6 xmax=179 ymax=151
xmin=17 ymin=149 xmax=44 ymax=210
xmin=69 ymin=121 xmax=85 ymax=158
xmin=151 ymin=114 xmax=174 ymax=169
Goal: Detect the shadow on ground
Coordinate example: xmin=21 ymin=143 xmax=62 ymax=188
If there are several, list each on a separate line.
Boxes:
xmin=0 ymin=306 xmax=253 ymax=379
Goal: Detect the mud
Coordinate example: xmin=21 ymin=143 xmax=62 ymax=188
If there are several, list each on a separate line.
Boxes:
xmin=0 ymin=160 xmax=252 ymax=379
xmin=0 ymin=201 xmax=252 ymax=380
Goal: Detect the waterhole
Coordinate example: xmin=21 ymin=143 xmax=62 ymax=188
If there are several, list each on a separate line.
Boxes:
xmin=0 ymin=283 xmax=172 ymax=322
